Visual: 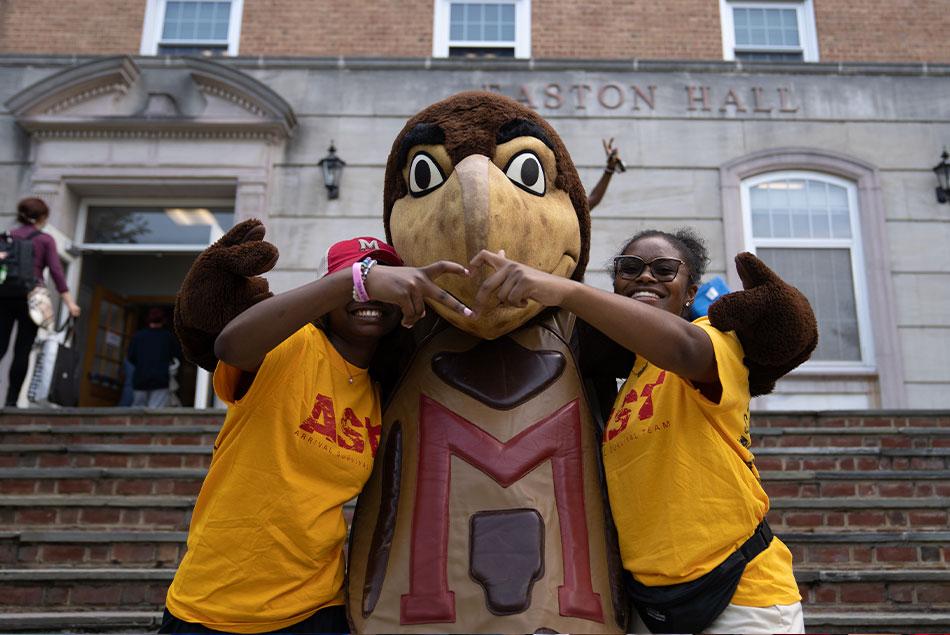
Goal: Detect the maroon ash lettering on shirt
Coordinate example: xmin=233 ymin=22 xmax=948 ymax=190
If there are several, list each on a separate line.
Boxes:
xmin=605 ymin=371 xmax=667 ymax=443
xmin=298 ymin=392 xmax=380 ymax=457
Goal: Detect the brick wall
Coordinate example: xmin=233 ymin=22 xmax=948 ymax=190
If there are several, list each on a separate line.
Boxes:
xmin=532 ymin=0 xmax=721 ymax=60
xmin=0 ymin=0 xmax=948 ymax=63
xmin=238 ymin=0 xmax=433 ymax=57
xmin=814 ymin=0 xmax=950 ymax=63
xmin=0 ymin=0 xmax=146 ymax=55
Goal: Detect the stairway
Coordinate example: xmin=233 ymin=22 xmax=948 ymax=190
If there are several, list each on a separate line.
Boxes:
xmin=0 ymin=409 xmax=947 ymax=633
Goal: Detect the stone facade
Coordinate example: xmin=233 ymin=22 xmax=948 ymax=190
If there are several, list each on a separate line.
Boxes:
xmin=0 ymin=55 xmax=947 ymax=409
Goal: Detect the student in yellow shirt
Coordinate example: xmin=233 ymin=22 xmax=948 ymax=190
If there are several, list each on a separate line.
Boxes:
xmin=161 ymin=237 xmax=470 ymax=634
xmin=469 ymin=229 xmax=803 ymax=634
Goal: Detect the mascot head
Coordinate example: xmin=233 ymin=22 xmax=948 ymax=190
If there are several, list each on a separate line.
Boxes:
xmin=384 ymin=91 xmax=589 ymax=340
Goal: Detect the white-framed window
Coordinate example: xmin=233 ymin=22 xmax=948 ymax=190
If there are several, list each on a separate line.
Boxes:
xmin=741 ymin=172 xmax=873 ymax=368
xmin=433 ymin=0 xmax=531 ymax=59
xmin=140 ymin=0 xmax=244 ymax=56
xmin=719 ymin=0 xmax=818 ymax=62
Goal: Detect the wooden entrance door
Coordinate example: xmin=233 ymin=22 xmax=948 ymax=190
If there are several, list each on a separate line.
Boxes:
xmin=80 ymin=287 xmax=135 ymax=407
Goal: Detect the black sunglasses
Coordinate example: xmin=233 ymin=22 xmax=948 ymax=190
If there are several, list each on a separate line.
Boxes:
xmin=613 ymin=255 xmax=685 ymax=282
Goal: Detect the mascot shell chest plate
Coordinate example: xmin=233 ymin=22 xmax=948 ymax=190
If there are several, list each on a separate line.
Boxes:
xmin=346 ymin=92 xmax=624 ymax=633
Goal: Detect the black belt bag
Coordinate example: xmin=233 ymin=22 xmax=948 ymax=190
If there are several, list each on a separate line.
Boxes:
xmin=625 ymin=520 xmax=774 ymax=634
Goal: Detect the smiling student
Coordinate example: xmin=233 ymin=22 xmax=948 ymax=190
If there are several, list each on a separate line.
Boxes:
xmin=160 ymin=237 xmax=469 ymax=634
xmin=469 ymin=228 xmax=803 ymax=634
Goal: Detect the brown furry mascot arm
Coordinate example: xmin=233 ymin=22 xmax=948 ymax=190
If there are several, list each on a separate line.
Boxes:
xmin=707 ymin=252 xmax=819 ymax=397
xmin=173 ymin=219 xmax=279 ymax=372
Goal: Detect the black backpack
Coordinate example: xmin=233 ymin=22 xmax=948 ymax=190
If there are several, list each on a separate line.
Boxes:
xmin=0 ymin=230 xmax=41 ymax=298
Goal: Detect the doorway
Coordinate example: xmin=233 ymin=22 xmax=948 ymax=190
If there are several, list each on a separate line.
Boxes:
xmin=76 ymin=252 xmax=202 ymax=407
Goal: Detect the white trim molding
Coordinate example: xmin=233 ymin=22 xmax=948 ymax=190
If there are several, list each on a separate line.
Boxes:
xmin=719 ymin=0 xmax=818 ymax=62
xmin=141 ymin=0 xmax=245 ymax=56
xmin=720 ymin=148 xmax=905 ymax=408
xmin=433 ymin=0 xmax=531 ymax=59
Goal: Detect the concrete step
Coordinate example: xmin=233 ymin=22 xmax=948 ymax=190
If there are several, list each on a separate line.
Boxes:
xmin=0 ymin=610 xmax=162 ymax=633
xmin=803 ymin=609 xmax=950 ymax=633
xmin=760 ymin=469 xmax=950 ymax=498
xmin=0 ymin=569 xmax=171 ymax=612
xmin=752 ymin=413 xmax=950 ymax=429
xmin=0 ymin=495 xmax=195 ymax=531
xmin=752 ymin=425 xmax=950 ymax=444
xmin=0 ymin=530 xmax=187 ymax=568
xmin=754 ymin=446 xmax=950 ymax=472
xmin=0 ymin=423 xmax=219 ymax=445
xmin=0 ymin=467 xmax=205 ymax=496
xmin=781 ymin=530 xmax=950 ymax=568
xmin=796 ymin=568 xmax=950 ymax=608
xmin=768 ymin=496 xmax=949 ymax=531
xmin=0 ymin=444 xmax=213 ymax=469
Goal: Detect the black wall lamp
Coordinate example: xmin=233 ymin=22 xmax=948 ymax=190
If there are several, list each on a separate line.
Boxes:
xmin=319 ymin=142 xmax=347 ymax=200
xmin=934 ymin=149 xmax=950 ymax=204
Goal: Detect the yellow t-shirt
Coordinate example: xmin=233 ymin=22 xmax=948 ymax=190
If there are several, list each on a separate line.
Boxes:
xmin=165 ymin=324 xmax=380 ymax=633
xmin=601 ymin=317 xmax=800 ymax=607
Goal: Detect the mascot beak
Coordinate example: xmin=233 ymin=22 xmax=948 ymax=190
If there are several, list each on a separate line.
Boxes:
xmin=391 ymin=151 xmax=578 ymax=340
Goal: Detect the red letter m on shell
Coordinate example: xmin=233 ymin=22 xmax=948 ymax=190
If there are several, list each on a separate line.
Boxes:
xmin=399 ymin=395 xmax=604 ymax=625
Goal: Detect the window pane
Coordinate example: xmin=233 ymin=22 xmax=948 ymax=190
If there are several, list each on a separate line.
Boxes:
xmin=162 ymin=0 xmax=230 ymax=42
xmin=451 ymin=3 xmax=465 ymax=40
xmin=85 ymin=207 xmax=233 ymax=245
xmin=758 ymin=248 xmax=861 ymax=361
xmin=450 ymin=2 xmax=515 ymax=43
xmin=751 ymin=178 xmax=854 ymax=241
xmin=733 ymin=6 xmax=802 ymax=54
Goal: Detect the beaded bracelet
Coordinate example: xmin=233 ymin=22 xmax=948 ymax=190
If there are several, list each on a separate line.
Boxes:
xmin=352 ymin=257 xmax=377 ymax=302
xmin=352 ymin=260 xmax=370 ymax=302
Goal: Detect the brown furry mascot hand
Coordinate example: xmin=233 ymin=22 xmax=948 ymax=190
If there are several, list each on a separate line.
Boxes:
xmin=708 ymin=252 xmax=818 ymax=397
xmin=173 ymin=219 xmax=279 ymax=372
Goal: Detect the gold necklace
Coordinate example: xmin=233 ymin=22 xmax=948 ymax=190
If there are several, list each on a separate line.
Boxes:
xmin=341 ymin=359 xmax=355 ymax=384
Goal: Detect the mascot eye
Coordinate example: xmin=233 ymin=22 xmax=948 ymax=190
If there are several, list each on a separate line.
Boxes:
xmin=408 ymin=152 xmax=446 ymax=197
xmin=504 ymin=151 xmax=546 ymax=196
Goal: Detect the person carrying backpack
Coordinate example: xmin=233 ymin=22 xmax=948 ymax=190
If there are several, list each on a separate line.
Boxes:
xmin=0 ymin=198 xmax=81 ymax=407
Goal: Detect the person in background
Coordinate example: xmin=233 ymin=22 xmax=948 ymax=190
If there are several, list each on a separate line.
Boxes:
xmin=587 ymin=137 xmax=625 ymax=210
xmin=127 ymin=307 xmax=181 ymax=408
xmin=0 ymin=197 xmax=81 ymax=407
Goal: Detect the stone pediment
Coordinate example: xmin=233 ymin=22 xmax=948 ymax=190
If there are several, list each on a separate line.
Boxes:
xmin=6 ymin=56 xmax=296 ymax=140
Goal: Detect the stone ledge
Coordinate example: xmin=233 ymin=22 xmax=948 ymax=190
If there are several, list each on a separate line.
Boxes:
xmin=771 ymin=496 xmax=949 ymax=509
xmin=795 ymin=568 xmax=950 ymax=583
xmin=0 ymin=424 xmax=220 ymax=433
xmin=0 ymin=495 xmax=195 ymax=507
xmin=12 ymin=530 xmax=188 ymax=542
xmin=0 ymin=467 xmax=207 ymax=479
xmin=0 ymin=444 xmax=212 ymax=454
xmin=782 ymin=530 xmax=950 ymax=543
xmin=0 ymin=611 xmax=162 ymax=629
xmin=0 ymin=568 xmax=174 ymax=581
xmin=804 ymin=610 xmax=950 ymax=626
xmin=761 ymin=469 xmax=950 ymax=480
xmin=752 ymin=426 xmax=950 ymax=436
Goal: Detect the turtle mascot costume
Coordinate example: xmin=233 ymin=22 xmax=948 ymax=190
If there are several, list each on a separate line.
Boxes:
xmin=174 ymin=91 xmax=817 ymax=633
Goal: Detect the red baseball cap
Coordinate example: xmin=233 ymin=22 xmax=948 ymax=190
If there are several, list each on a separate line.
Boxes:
xmin=323 ymin=236 xmax=403 ymax=276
